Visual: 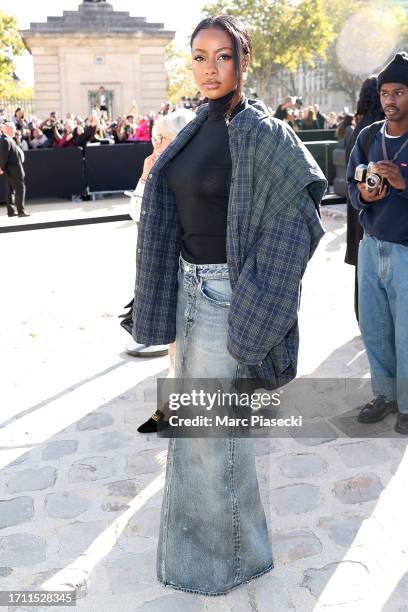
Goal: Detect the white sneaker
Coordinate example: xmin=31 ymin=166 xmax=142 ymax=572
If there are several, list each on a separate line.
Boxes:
xmin=124 ymin=190 xmax=136 ymax=198
xmin=125 ymin=341 xmax=168 ymax=358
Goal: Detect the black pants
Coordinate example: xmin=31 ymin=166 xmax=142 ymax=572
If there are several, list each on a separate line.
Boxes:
xmin=5 ymin=173 xmax=26 ymax=214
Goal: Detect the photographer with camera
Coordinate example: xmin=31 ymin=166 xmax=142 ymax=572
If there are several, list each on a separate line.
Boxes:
xmin=53 ymin=120 xmax=75 ymax=148
xmin=118 ymin=114 xmax=137 ymax=142
xmin=347 ymin=52 xmax=408 ymax=434
xmin=39 ymin=112 xmax=63 ymax=148
xmin=71 ymin=117 xmax=97 ymax=148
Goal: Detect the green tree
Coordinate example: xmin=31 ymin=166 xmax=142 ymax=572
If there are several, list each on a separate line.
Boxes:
xmin=202 ymin=0 xmax=333 ymax=100
xmin=0 ymin=11 xmax=25 ymax=97
xmin=165 ymin=41 xmax=199 ymax=104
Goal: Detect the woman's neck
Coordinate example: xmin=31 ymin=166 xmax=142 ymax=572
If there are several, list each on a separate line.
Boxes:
xmin=208 ymin=90 xmax=243 ymax=121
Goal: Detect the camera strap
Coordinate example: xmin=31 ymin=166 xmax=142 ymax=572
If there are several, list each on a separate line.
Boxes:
xmin=382 ymin=122 xmax=408 ymax=162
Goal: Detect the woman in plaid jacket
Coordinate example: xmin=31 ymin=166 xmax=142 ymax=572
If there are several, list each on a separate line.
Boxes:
xmin=132 ymin=15 xmax=326 ymax=596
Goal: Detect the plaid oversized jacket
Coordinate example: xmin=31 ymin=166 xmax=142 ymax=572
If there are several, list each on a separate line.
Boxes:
xmin=132 ymin=98 xmax=327 ymax=388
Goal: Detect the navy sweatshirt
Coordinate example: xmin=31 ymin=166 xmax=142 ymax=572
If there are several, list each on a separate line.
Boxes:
xmin=347 ymin=122 xmax=408 ymax=244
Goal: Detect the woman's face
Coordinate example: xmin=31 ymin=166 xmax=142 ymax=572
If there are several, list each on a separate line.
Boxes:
xmin=153 ymin=135 xmax=172 ymax=156
xmin=191 ymin=27 xmax=237 ymax=99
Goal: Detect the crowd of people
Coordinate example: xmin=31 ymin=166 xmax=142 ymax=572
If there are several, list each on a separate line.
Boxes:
xmin=274 ymin=95 xmax=348 ymax=132
xmin=0 ymin=89 xmax=357 ymax=156
xmin=0 ymin=96 xmax=190 ymax=152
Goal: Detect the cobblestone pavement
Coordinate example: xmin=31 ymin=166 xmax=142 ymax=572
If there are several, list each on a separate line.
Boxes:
xmin=1 ymin=203 xmax=407 ymax=612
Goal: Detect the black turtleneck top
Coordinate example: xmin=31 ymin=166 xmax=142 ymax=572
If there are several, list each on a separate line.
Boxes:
xmin=165 ymin=90 xmax=245 ymax=264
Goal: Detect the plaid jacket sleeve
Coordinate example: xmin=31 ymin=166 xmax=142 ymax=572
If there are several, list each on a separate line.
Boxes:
xmin=227 ymin=188 xmax=322 ymax=366
xmin=131 ymin=174 xmax=181 ymax=345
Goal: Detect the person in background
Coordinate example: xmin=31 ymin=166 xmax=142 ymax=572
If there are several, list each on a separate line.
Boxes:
xmin=71 ymin=117 xmax=97 ymax=148
xmin=118 ymin=114 xmax=137 ymax=142
xmin=53 ymin=121 xmax=75 ymax=147
xmin=12 ymin=107 xmax=27 ymax=131
xmin=134 ymin=116 xmax=151 ymax=142
xmin=274 ymin=95 xmax=296 ymax=120
xmin=14 ymin=129 xmax=29 ymax=152
xmin=98 ymin=86 xmax=108 ymax=119
xmin=280 ymin=108 xmax=299 ymax=132
xmin=347 ymin=52 xmax=408 ymax=434
xmin=40 ymin=112 xmax=63 ymax=147
xmin=292 ymin=108 xmax=302 ymax=130
xmin=147 ymin=110 xmax=155 ymax=138
xmin=344 ymin=75 xmax=384 ymax=321
xmin=314 ymin=104 xmax=327 ymax=129
xmin=0 ymin=122 xmax=30 ymax=217
xmin=336 ymin=112 xmax=354 ymax=151
xmin=326 ymin=111 xmax=338 ymax=129
xmin=158 ymin=101 xmax=173 ymax=116
xmin=299 ymin=106 xmax=319 ymax=129
xmin=89 ymin=115 xmax=110 ymax=144
xmin=107 ymin=121 xmax=121 ymax=144
xmin=30 ymin=128 xmax=48 ymax=149
xmin=0 ymin=109 xmax=7 ymax=124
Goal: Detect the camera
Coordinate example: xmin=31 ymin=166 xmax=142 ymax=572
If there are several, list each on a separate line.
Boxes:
xmin=354 ymin=162 xmax=388 ymax=192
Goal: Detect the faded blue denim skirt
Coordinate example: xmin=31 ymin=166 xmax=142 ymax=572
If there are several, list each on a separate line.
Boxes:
xmin=156 ymin=255 xmax=273 ymax=596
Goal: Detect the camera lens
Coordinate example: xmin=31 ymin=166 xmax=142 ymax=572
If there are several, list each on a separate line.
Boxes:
xmin=366 ymin=175 xmax=380 ymax=190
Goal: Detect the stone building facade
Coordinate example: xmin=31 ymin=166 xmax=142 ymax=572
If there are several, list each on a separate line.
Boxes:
xmin=268 ymin=60 xmax=353 ymax=115
xmin=21 ymin=0 xmax=175 ymax=119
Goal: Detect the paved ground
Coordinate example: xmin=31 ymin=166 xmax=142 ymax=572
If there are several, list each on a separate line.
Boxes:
xmin=0 ymin=197 xmax=132 ymax=228
xmin=0 ymin=199 xmax=407 ymax=612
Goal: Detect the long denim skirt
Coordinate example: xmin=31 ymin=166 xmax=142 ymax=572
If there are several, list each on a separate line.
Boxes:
xmin=156 ymin=255 xmax=273 ymax=596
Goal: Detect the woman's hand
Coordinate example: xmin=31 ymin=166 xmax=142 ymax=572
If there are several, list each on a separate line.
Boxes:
xmin=141 ymin=151 xmax=159 ymax=181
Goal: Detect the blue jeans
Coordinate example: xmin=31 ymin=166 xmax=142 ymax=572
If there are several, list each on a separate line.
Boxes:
xmin=358 ymin=234 xmax=408 ymax=413
xmin=156 ymin=255 xmax=273 ymax=596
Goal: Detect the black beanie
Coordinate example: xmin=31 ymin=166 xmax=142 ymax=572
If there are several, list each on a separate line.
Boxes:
xmin=378 ymin=52 xmax=408 ymax=91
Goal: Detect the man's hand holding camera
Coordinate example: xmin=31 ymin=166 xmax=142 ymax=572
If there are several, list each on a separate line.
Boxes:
xmin=355 ymin=159 xmax=406 ymax=202
xmin=374 ymin=161 xmax=406 ymax=191
xmin=357 ymin=179 xmax=388 ymax=202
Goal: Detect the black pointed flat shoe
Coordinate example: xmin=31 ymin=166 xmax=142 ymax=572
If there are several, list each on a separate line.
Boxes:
xmin=137 ymin=409 xmax=166 ymax=434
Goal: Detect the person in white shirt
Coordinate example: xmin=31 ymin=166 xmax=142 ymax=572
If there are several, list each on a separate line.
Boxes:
xmin=98 ymin=86 xmax=108 ymax=120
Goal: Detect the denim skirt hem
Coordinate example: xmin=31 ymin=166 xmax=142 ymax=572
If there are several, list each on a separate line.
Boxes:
xmin=157 ymin=561 xmax=274 ymax=597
